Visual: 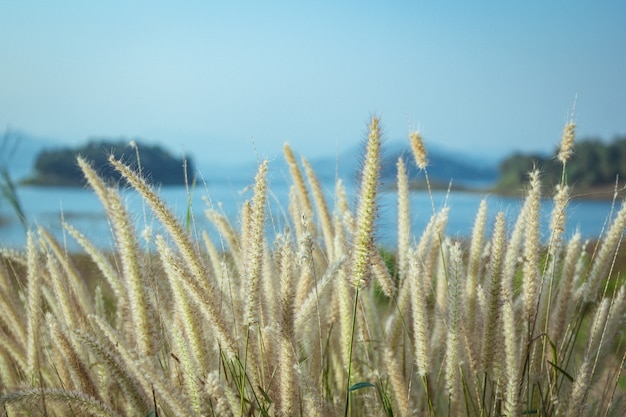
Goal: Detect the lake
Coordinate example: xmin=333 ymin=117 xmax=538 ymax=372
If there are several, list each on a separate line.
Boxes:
xmin=0 ymin=179 xmax=621 ymax=251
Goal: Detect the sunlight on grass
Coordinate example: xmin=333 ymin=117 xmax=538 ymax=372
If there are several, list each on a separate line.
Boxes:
xmin=0 ymin=117 xmax=624 ymax=416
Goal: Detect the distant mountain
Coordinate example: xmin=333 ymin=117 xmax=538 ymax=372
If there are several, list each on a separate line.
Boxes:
xmin=301 ymin=140 xmax=499 ymax=189
xmin=222 ymin=139 xmax=501 ymax=191
xmin=381 ymin=139 xmax=499 ymax=188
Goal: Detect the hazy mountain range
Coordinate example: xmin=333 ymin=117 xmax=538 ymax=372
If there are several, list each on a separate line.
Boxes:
xmin=4 ymin=132 xmax=501 ymax=188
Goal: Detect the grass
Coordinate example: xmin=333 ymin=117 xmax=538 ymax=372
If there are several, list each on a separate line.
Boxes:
xmin=0 ymin=116 xmax=625 ymax=416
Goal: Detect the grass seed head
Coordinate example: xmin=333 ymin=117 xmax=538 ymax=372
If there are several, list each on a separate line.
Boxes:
xmin=557 ymin=121 xmax=576 ymax=164
xmin=409 ymin=130 xmax=428 ymax=169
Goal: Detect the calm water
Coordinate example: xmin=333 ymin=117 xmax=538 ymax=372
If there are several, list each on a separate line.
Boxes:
xmin=0 ymin=181 xmax=620 ymax=251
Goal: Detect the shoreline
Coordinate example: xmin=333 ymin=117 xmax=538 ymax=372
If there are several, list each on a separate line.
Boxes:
xmin=391 ymin=180 xmax=626 ymax=202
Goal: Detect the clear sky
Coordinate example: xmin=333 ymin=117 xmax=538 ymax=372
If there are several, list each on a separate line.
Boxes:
xmin=1 ymin=1 xmax=625 ymax=166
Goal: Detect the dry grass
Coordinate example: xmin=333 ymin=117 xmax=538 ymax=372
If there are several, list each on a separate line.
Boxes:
xmin=0 ymin=116 xmax=625 ymax=416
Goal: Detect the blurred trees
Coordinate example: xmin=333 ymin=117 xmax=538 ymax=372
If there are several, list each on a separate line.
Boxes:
xmin=31 ymin=139 xmax=194 ymax=186
xmin=497 ymin=136 xmax=626 ymax=190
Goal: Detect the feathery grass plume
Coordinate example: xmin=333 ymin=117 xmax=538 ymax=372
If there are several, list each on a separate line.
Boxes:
xmin=334 ymin=235 xmax=355 ymax=384
xmin=43 ymin=252 xmax=76 ymax=330
xmin=408 ymin=246 xmax=430 ymax=378
xmin=434 ymin=237 xmax=450 ymax=321
xmin=557 ymin=120 xmax=576 ymax=166
xmin=383 ymin=347 xmax=410 ymax=417
xmin=409 ymin=130 xmax=428 ymax=170
xmin=371 ymin=249 xmax=395 ymax=298
xmin=303 ymin=156 xmax=335 ymax=263
xmin=563 ymin=299 xmax=613 ymax=417
xmin=283 ymin=143 xmax=314 ymax=224
xmin=385 ymin=208 xmax=439 ymax=355
xmin=156 ymin=234 xmax=209 ymax=373
xmin=287 ymin=185 xmax=306 ymax=241
xmin=91 ymin=313 xmax=194 ymax=416
xmin=243 ymin=160 xmax=268 ymax=326
xmin=539 ymin=183 xmax=571 ymax=361
xmin=501 ymin=187 xmax=532 ymax=302
xmin=550 ymin=184 xmax=570 ymax=254
xmin=63 ymin=222 xmax=124 ymax=303
xmin=25 ymin=232 xmax=42 ymax=382
xmin=0 ymin=249 xmax=17 ymax=296
xmin=564 ymin=358 xmax=591 ymax=417
xmin=335 ymin=178 xmax=355 ymax=234
xmin=0 ymin=267 xmax=27 ymax=349
xmin=105 ymin=185 xmax=156 ymax=356
xmin=606 ymin=284 xmax=626 ymax=337
xmin=481 ymin=212 xmax=506 ymax=375
xmin=94 ymin=284 xmax=106 ymax=320
xmin=154 ymin=234 xmax=237 ymax=357
xmin=201 ymin=229 xmax=223 ymax=278
xmin=205 ymin=371 xmax=236 ymax=417
xmin=74 ymin=328 xmax=151 ymax=414
xmin=261 ymin=244 xmax=278 ymax=337
xmin=77 ymin=156 xmax=111 ymax=211
xmin=108 ymin=155 xmax=208 ymax=294
xmin=445 ymin=241 xmax=464 ymax=401
xmin=588 ymin=298 xmax=611 ymax=363
xmin=396 ymin=156 xmax=411 ymax=283
xmin=276 ymin=235 xmax=299 ymax=416
xmin=294 ymin=220 xmax=316 ymax=310
xmin=171 ymin=326 xmax=205 ymax=416
xmin=0 ymin=297 xmax=26 ymax=360
xmin=47 ymin=315 xmax=99 ymax=400
xmin=416 ymin=209 xmax=450 ymax=369
xmin=109 ymin=155 xmax=237 ymax=354
xmin=350 ymin=116 xmax=382 ymax=290
xmin=0 ymin=327 xmax=28 ymax=382
xmin=293 ymin=257 xmax=346 ymax=333
xmin=409 ymin=129 xmax=438 ymax=215
xmin=0 ymin=344 xmax=20 ymax=389
xmin=63 ymin=221 xmax=131 ymax=331
xmin=344 ymin=116 xmax=382 ymax=414
xmin=522 ymin=169 xmax=542 ymax=323
xmin=0 ymin=388 xmax=123 ymax=417
xmin=502 ymin=300 xmax=521 ymax=416
xmin=38 ymin=227 xmax=91 ymax=326
xmin=466 ymin=198 xmax=488 ymax=331
xmin=240 ymin=199 xmax=252 ymax=262
xmin=205 ymin=209 xmax=244 ymax=276
xmin=551 ymin=232 xmax=582 ymax=344
xmin=574 ymin=291 xmax=625 ymax=417
xmin=583 ymin=199 xmax=626 ymax=302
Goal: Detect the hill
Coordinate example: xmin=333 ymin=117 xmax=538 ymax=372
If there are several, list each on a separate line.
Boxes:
xmin=306 ymin=139 xmax=499 ymax=188
xmin=380 ymin=140 xmax=499 ymax=189
xmin=25 ymin=139 xmax=194 ymax=186
xmin=496 ymin=135 xmax=626 ymax=195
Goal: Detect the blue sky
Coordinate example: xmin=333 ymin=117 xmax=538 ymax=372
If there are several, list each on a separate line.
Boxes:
xmin=1 ymin=1 xmax=625 ymax=165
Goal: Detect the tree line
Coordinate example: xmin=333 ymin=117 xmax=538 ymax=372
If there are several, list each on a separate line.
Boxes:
xmin=29 ymin=139 xmax=194 ymax=186
xmin=497 ymin=136 xmax=626 ymax=190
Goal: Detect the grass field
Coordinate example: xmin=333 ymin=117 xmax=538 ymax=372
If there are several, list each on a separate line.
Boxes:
xmin=0 ymin=116 xmax=624 ymax=416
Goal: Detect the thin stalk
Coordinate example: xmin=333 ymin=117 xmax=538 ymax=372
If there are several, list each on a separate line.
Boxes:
xmin=344 ymin=286 xmax=360 ymax=417
xmin=421 ymin=375 xmax=435 ymax=417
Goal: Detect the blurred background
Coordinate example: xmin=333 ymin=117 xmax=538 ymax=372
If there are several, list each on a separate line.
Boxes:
xmin=0 ymin=1 xmax=625 ymax=248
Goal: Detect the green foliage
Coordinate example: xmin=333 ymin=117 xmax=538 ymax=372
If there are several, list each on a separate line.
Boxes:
xmin=497 ymin=136 xmax=626 ymax=190
xmin=30 ymin=139 xmax=194 ymax=186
